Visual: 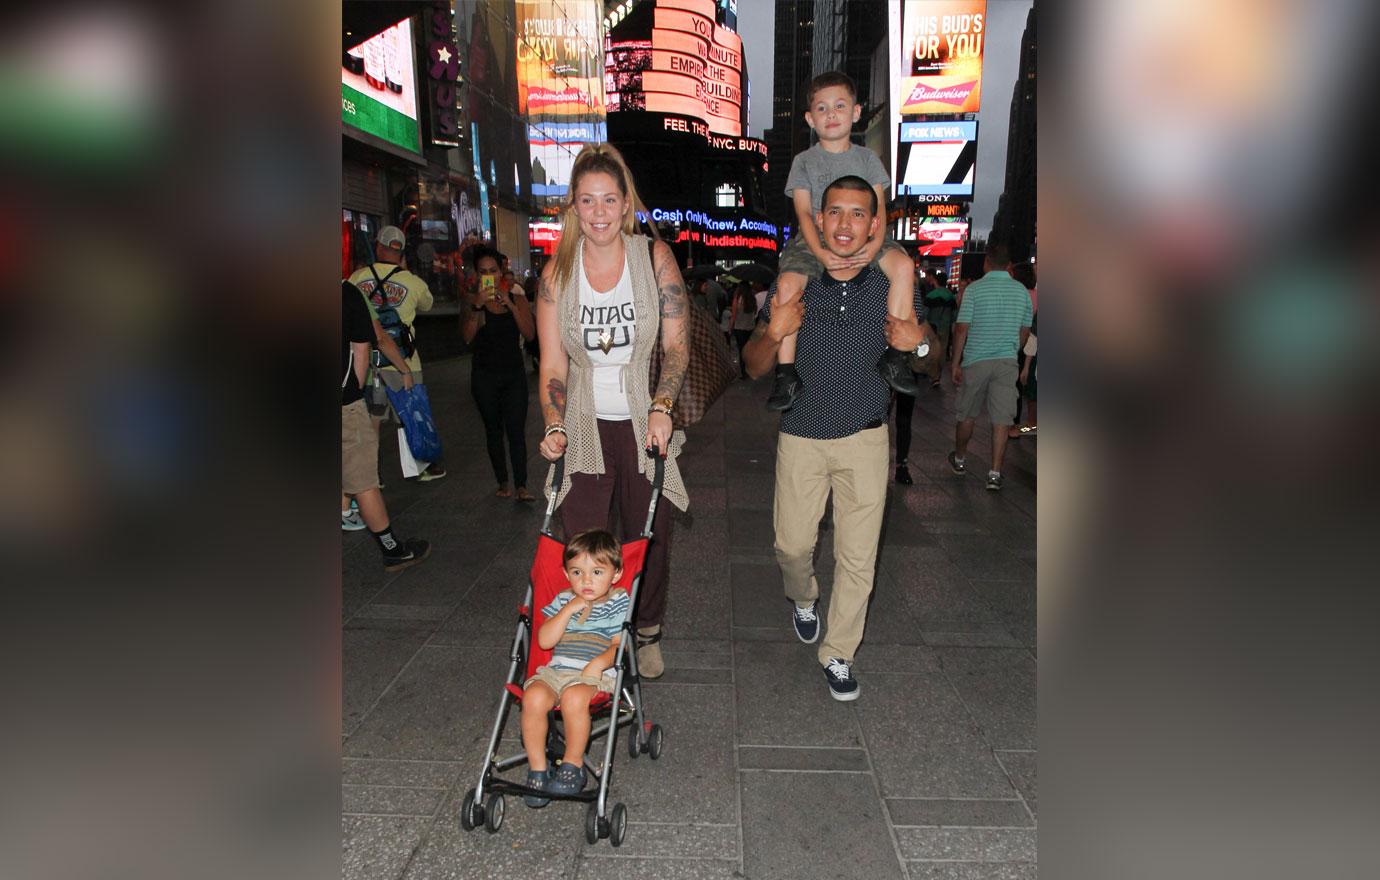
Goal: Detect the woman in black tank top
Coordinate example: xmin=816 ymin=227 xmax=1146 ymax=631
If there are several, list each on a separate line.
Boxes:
xmin=463 ymin=247 xmax=537 ymax=501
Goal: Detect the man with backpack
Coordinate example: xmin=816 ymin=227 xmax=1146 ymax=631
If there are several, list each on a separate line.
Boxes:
xmin=347 ymin=225 xmax=446 ymax=481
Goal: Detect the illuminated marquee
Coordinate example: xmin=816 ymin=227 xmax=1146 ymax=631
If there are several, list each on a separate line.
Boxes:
xmin=609 ymin=0 xmax=745 ymax=136
xmin=634 ymin=206 xmax=779 ymax=252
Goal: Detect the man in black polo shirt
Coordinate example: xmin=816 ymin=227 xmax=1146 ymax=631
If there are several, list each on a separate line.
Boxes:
xmin=743 ymin=176 xmax=929 ymax=701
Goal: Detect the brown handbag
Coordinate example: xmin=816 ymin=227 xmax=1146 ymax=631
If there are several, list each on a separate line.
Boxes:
xmin=645 ymin=240 xmax=739 ymax=428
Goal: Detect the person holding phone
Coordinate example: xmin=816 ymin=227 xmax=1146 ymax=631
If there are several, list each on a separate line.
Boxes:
xmin=464 ymin=246 xmax=537 ymax=501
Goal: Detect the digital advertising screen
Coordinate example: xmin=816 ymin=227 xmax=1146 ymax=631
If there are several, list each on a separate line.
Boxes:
xmin=342 ymin=18 xmax=420 ymax=155
xmin=896 ymin=217 xmax=970 ymax=257
xmin=895 ymin=120 xmax=977 ymax=197
xmin=515 ymin=0 xmax=605 ymax=116
xmin=607 ymin=0 xmax=745 ymax=137
xmin=516 ymin=0 xmax=606 ymax=210
xmin=899 ymin=0 xmax=986 ymax=115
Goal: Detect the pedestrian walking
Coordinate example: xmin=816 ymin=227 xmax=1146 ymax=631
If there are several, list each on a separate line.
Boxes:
xmin=742 ymin=175 xmax=928 ymax=701
xmin=947 ymin=243 xmax=1034 ymax=491
xmin=534 ymin=143 xmax=692 ymax=680
xmin=463 ymin=246 xmax=538 ymax=502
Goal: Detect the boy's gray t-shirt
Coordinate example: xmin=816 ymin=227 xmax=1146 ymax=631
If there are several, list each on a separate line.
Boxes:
xmin=785 ymin=143 xmax=891 ymax=215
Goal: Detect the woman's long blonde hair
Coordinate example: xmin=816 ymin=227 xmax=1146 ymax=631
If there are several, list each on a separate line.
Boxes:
xmin=551 ymin=143 xmax=649 ymax=292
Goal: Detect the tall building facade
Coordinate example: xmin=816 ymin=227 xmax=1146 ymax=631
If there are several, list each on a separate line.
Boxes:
xmin=990 ymin=5 xmax=1036 ymax=262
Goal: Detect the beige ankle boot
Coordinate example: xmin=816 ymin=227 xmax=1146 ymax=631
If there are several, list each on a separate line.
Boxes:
xmin=635 ymin=625 xmax=664 ymax=679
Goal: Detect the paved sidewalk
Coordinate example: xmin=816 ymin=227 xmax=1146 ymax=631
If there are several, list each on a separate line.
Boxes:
xmin=343 ymin=356 xmax=1036 ymax=880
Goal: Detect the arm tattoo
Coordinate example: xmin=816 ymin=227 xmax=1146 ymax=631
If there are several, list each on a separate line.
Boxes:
xmin=544 ymin=378 xmax=566 ymax=424
xmin=653 ymin=244 xmax=688 ymax=319
xmin=747 ymin=321 xmax=768 ymax=342
xmin=654 ymin=342 xmax=688 ymax=402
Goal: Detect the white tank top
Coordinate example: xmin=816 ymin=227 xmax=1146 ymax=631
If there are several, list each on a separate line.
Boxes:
xmin=577 ymin=243 xmax=637 ymax=420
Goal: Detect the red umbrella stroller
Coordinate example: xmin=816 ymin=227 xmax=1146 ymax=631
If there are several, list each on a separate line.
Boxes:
xmin=459 ymin=451 xmax=667 ymax=847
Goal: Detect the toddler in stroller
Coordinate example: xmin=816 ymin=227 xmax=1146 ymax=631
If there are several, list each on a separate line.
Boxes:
xmin=459 ymin=452 xmax=667 ymax=846
xmin=520 ymin=528 xmax=627 ymax=805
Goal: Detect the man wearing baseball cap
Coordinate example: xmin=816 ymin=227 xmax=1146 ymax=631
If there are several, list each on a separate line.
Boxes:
xmin=348 ymin=225 xmax=446 ymax=481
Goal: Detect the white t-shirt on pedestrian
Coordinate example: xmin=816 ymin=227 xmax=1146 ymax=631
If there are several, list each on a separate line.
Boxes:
xmin=578 ymin=247 xmax=637 ymax=420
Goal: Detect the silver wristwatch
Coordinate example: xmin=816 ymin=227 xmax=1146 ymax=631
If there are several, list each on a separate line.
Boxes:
xmin=913 ymin=341 xmax=930 ymax=358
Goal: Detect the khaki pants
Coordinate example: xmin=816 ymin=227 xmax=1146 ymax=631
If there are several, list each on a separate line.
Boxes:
xmin=773 ymin=426 xmax=890 ymax=664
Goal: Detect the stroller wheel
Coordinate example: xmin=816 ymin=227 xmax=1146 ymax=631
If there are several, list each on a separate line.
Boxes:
xmin=648 ymin=724 xmax=665 ymax=760
xmin=584 ymin=803 xmax=600 ymax=844
xmin=626 ymin=725 xmax=641 ymax=760
xmin=459 ymin=788 xmax=483 ymax=831
xmin=609 ymin=803 xmax=628 ymax=847
xmin=483 ymin=793 xmax=505 ymax=833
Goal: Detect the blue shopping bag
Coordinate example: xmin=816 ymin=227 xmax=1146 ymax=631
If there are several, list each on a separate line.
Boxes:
xmin=384 ymin=382 xmax=444 ymax=463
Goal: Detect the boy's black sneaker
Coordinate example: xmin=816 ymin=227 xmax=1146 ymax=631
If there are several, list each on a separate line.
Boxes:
xmin=823 ymin=657 xmax=860 ymax=701
xmin=791 ymin=600 xmax=820 ymax=644
xmin=766 ymin=365 xmax=803 ymax=411
xmin=877 ymin=348 xmax=920 ymax=395
xmin=895 ymin=464 xmax=913 ymax=485
xmin=383 ymin=538 xmax=431 ymax=572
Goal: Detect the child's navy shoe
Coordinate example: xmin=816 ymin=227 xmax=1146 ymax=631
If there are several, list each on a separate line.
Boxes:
xmin=546 ymin=762 xmax=587 ymax=796
xmin=523 ymin=768 xmax=552 ymax=808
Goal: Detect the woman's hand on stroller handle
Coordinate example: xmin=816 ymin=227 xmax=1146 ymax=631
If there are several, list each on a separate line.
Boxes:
xmin=644 ymin=411 xmax=672 ymax=458
xmin=540 ymin=429 xmax=568 ymax=461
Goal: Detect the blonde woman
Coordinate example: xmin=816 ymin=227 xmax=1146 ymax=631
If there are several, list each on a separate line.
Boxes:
xmin=535 ymin=144 xmax=690 ymax=680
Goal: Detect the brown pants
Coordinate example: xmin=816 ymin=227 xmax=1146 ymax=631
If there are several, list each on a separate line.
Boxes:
xmin=559 ymin=419 xmax=673 ymax=628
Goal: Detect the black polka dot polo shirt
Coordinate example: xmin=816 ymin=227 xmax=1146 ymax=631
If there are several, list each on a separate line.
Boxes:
xmin=760 ymin=266 xmax=927 ymax=440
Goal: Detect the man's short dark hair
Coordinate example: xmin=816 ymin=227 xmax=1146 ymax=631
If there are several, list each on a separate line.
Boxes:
xmin=821 ymin=175 xmax=878 ymax=215
xmin=985 ymin=242 xmax=1012 ymax=270
xmin=807 ymin=71 xmax=857 ymax=105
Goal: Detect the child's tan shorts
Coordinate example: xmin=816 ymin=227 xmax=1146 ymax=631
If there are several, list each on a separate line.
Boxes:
xmin=525 ymin=665 xmax=617 ymax=696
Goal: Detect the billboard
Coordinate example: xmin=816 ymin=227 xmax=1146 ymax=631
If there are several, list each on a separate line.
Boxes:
xmin=896 ymin=121 xmax=977 ymax=197
xmin=900 ymin=0 xmax=986 ymax=115
xmin=515 ymin=0 xmax=605 ymax=116
xmin=606 ymin=0 xmax=745 ymax=137
xmin=343 ymin=18 xmax=421 ymax=155
xmin=516 ymin=0 xmax=606 ymax=210
xmin=896 ymin=217 xmax=970 ymax=257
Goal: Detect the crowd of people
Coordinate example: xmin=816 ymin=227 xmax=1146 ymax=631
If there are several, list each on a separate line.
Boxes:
xmin=340 ymin=72 xmax=1035 ymax=727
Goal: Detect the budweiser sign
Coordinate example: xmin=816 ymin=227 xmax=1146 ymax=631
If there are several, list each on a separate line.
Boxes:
xmin=900 ymin=75 xmax=982 ymax=115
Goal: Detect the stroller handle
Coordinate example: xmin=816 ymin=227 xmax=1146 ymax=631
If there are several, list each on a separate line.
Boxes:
xmin=643 ymin=444 xmax=666 ymax=492
xmin=540 ymin=455 xmax=565 ymax=533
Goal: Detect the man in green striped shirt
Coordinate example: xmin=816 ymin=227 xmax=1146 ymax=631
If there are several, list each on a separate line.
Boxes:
xmin=948 ymin=244 xmax=1033 ymax=491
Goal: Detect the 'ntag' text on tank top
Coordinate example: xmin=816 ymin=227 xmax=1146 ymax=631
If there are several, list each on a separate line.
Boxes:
xmin=581 ymin=303 xmax=637 ymax=354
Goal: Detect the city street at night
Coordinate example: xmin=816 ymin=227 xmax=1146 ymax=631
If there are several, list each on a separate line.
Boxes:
xmin=343 ymin=361 xmax=1036 ymax=879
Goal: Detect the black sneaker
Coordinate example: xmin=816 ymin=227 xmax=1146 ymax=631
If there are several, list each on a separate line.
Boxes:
xmin=946 ymin=451 xmax=967 ymax=476
xmin=791 ymin=600 xmax=820 ymax=644
xmin=823 ymin=657 xmax=860 ymax=701
xmin=523 ymin=768 xmax=552 ymax=808
xmin=895 ymin=463 xmax=913 ymax=485
xmin=985 ymin=472 xmax=1003 ymax=491
xmin=766 ymin=366 xmax=803 ymax=411
xmin=383 ymin=538 xmax=431 ymax=572
xmin=877 ymin=348 xmax=920 ymax=395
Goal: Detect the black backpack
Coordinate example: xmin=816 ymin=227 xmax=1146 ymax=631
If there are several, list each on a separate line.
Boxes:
xmin=365 ymin=264 xmax=416 ymax=364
